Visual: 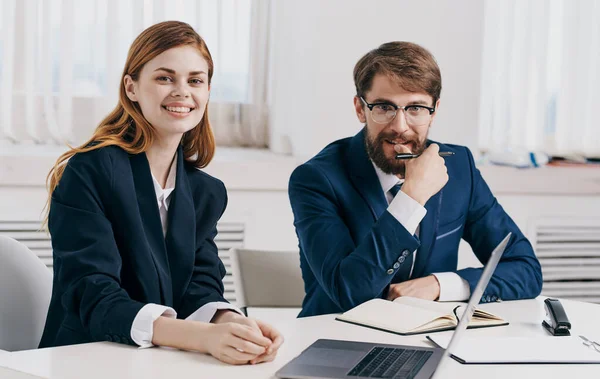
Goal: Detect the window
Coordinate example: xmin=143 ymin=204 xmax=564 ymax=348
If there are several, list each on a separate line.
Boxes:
xmin=0 ymin=0 xmax=269 ymax=148
xmin=479 ymin=0 xmax=600 ymax=157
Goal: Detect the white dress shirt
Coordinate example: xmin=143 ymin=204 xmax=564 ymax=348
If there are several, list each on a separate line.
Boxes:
xmin=130 ymin=152 xmax=241 ymax=348
xmin=371 ymin=162 xmax=471 ymax=302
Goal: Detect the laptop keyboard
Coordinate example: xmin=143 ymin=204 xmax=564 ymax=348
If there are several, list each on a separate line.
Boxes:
xmin=347 ymin=347 xmax=433 ymax=378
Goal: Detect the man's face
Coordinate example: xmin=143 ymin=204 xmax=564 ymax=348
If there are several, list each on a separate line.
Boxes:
xmin=353 ymin=73 xmax=439 ymax=177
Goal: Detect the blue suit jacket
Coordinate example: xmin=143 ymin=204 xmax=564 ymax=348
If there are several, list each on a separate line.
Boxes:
xmin=39 ymin=145 xmax=229 ymax=348
xmin=289 ymin=129 xmax=543 ymax=317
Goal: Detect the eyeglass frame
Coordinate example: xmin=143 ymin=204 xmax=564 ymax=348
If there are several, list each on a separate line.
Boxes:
xmin=359 ymin=96 xmax=436 ymax=125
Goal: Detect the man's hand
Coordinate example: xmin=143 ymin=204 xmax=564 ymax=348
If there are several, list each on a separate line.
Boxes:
xmin=386 ymin=275 xmax=441 ymax=301
xmin=401 ymin=144 xmax=449 ymax=206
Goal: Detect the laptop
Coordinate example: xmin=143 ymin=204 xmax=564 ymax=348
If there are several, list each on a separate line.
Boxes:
xmin=276 ymin=233 xmax=512 ymax=379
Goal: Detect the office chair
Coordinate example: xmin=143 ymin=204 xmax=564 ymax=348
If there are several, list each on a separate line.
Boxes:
xmin=228 ymin=248 xmax=305 ymax=316
xmin=0 ymin=236 xmax=52 ymax=351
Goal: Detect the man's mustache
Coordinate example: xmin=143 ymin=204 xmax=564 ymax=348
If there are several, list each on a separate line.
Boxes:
xmin=376 ymin=132 xmax=417 ymax=144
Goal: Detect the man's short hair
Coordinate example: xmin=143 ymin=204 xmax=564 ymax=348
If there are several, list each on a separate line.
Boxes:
xmin=353 ymin=41 xmax=442 ymax=105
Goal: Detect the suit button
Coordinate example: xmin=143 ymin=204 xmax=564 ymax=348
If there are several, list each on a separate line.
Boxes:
xmin=387 ymin=269 xmax=394 ymax=275
xmin=398 ymin=257 xmax=405 ymax=263
xmin=393 ymin=262 xmax=400 ymax=269
xmin=402 ymin=249 xmax=410 ymax=257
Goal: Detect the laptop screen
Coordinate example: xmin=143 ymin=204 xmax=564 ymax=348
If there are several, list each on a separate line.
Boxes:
xmin=431 ymin=232 xmax=512 ymax=377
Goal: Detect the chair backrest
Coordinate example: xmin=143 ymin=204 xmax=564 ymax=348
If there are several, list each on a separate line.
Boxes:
xmin=229 ymin=248 xmax=304 ymax=311
xmin=0 ymin=236 xmax=52 ymax=351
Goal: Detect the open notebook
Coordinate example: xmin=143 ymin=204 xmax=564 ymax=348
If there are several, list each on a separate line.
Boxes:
xmin=335 ymin=297 xmax=508 ymax=335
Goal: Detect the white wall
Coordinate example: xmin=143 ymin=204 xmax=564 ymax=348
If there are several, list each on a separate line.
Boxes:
xmin=269 ymin=0 xmax=485 ymax=160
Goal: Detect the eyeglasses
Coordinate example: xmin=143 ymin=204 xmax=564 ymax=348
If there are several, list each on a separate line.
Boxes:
xmin=360 ymin=97 xmax=435 ymax=126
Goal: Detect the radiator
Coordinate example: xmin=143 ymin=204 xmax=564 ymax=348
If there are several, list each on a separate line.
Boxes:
xmin=0 ymin=220 xmax=244 ymax=303
xmin=531 ymin=218 xmax=600 ymax=303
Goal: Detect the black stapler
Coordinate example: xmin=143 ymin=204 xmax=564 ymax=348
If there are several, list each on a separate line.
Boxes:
xmin=542 ymin=298 xmax=571 ymax=336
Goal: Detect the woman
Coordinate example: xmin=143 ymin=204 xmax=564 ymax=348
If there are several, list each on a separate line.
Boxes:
xmin=39 ymin=21 xmax=283 ymax=365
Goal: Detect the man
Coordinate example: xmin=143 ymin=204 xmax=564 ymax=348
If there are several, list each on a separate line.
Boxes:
xmin=288 ymin=41 xmax=543 ymax=317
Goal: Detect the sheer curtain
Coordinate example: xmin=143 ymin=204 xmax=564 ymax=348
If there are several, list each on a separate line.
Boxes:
xmin=0 ymin=0 xmax=270 ymax=149
xmin=478 ymin=0 xmax=600 ymax=157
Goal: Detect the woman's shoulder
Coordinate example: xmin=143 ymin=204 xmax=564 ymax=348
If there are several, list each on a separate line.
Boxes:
xmin=69 ymin=144 xmax=128 ymax=167
xmin=54 ymin=146 xmax=130 ymax=204
xmin=184 ymin=163 xmax=227 ymax=198
xmin=184 ymin=163 xmax=224 ymax=187
xmin=63 ymin=145 xmax=131 ymax=189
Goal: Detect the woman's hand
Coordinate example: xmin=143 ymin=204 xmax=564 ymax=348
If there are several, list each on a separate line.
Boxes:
xmin=151 ymin=315 xmax=273 ymax=365
xmin=212 ymin=310 xmax=284 ymax=364
xmin=249 ymin=319 xmax=284 ymax=364
xmin=201 ymin=321 xmax=273 ymax=365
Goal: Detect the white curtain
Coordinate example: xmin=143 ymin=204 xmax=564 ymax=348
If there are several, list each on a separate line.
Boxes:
xmin=478 ymin=0 xmax=600 ymax=156
xmin=0 ymin=0 xmax=270 ymax=149
xmin=211 ymin=0 xmax=270 ymax=147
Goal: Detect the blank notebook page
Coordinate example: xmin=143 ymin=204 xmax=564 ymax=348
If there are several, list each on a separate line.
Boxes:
xmin=340 ymin=299 xmax=448 ymax=332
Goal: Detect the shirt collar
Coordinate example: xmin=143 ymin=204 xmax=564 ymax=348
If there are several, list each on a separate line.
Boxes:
xmin=371 ymin=160 xmax=404 ymax=194
xmin=151 ymin=151 xmax=177 ymax=207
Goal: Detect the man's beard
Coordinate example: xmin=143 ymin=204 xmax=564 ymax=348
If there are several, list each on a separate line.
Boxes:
xmin=365 ymin=128 xmax=427 ymax=176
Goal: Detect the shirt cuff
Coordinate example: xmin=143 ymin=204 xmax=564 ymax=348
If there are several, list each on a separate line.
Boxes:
xmin=387 ymin=189 xmax=427 ymax=235
xmin=433 ymin=272 xmax=471 ymax=302
xmin=185 ymin=302 xmax=244 ymax=323
xmin=130 ymin=304 xmax=177 ymax=349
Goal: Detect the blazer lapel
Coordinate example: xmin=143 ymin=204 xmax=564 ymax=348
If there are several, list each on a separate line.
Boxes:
xmin=130 ymin=152 xmax=173 ymax=306
xmin=412 ymin=189 xmax=443 ymax=278
xmin=346 ymin=128 xmax=388 ymax=220
xmin=164 ymin=147 xmax=196 ymax=310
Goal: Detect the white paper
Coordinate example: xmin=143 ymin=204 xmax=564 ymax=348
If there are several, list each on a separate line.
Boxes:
xmin=428 ymin=335 xmax=600 ymax=364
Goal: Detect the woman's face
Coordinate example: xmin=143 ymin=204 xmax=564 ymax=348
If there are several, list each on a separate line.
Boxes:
xmin=124 ymin=45 xmax=210 ymax=140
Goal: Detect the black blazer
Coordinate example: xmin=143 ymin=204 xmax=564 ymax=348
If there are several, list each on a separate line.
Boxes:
xmin=39 ymin=145 xmax=228 ymax=348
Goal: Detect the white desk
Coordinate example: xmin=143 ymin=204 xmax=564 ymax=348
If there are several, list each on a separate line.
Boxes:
xmin=1 ymin=298 xmax=600 ymax=379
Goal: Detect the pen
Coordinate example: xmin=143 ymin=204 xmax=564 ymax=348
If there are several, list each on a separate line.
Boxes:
xmin=395 ymin=151 xmax=455 ymax=160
